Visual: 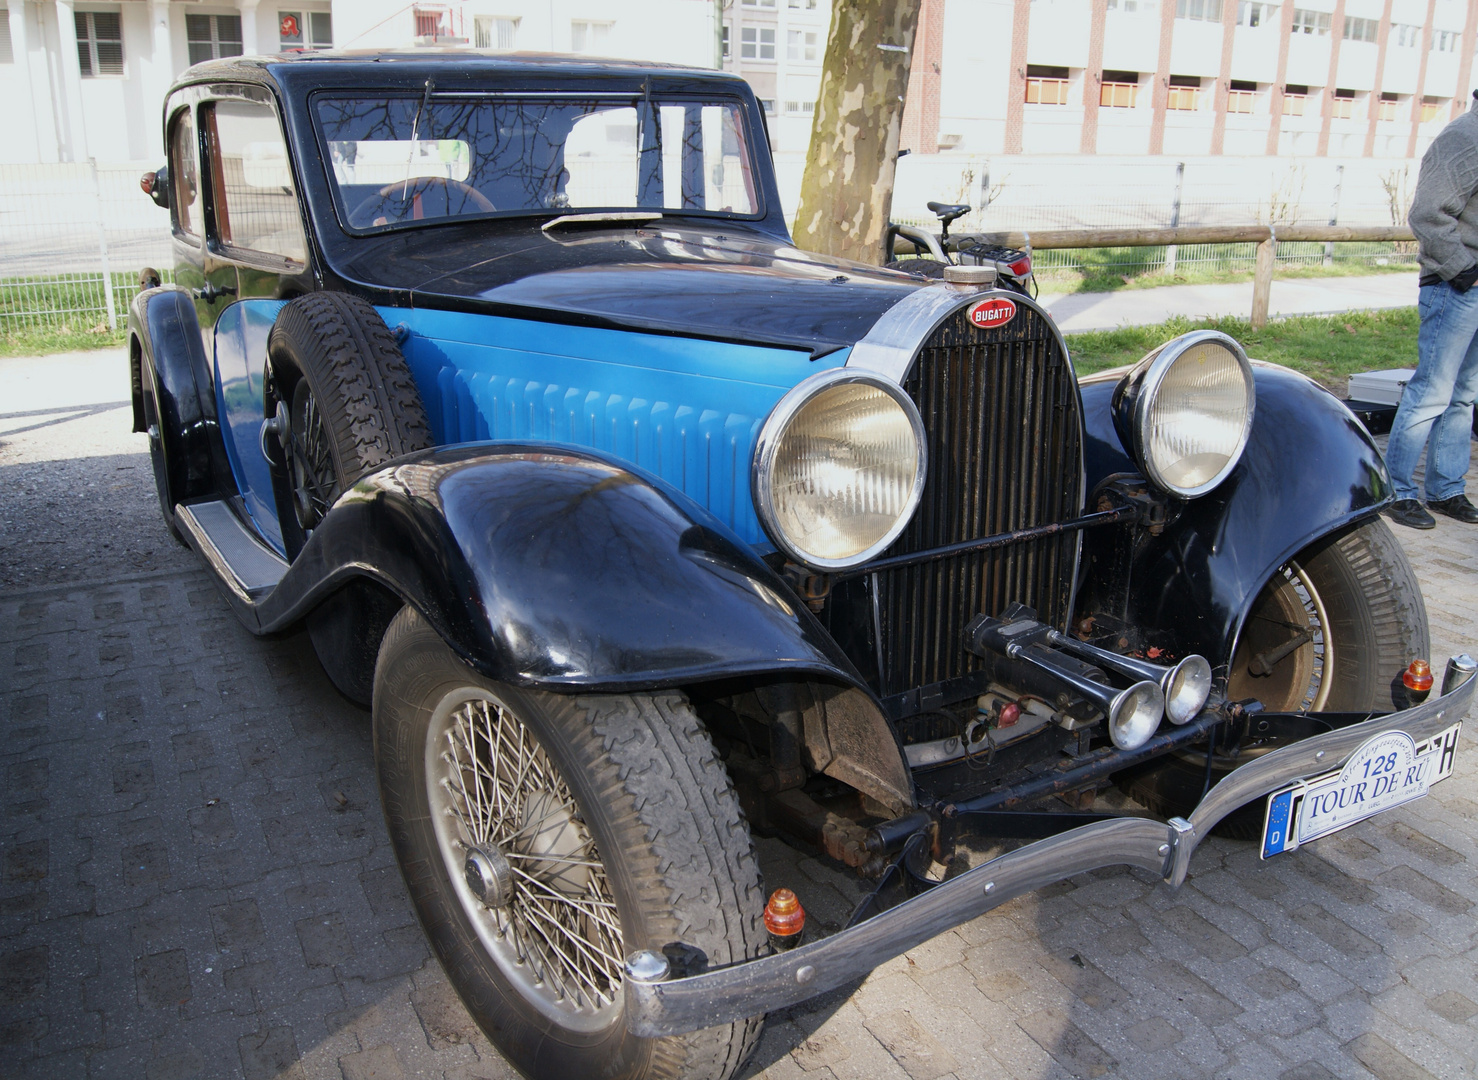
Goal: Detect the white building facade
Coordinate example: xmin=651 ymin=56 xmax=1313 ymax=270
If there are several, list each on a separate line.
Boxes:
xmin=0 ymin=0 xmax=719 ymax=164
xmin=3 ymin=0 xmax=1473 ymax=167
xmin=899 ymin=0 xmax=1478 ymax=160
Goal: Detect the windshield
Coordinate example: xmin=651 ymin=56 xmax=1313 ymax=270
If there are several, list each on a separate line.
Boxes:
xmin=314 ymin=94 xmax=761 ymax=231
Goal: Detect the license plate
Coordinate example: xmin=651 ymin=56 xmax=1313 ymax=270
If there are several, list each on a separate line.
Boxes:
xmin=1261 ymin=722 xmax=1462 ymax=859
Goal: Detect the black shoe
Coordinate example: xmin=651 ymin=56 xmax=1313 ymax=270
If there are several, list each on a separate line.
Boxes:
xmin=1429 ymin=494 xmax=1478 ymax=523
xmin=1385 ymin=499 xmax=1436 ymax=529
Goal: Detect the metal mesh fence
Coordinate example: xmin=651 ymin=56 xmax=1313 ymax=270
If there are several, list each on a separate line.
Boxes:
xmin=0 ymin=162 xmax=173 ymax=335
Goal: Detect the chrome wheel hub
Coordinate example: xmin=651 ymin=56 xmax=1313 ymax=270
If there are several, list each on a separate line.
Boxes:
xmin=464 ymin=845 xmax=513 ymax=908
xmin=426 ymin=690 xmax=624 ymax=1031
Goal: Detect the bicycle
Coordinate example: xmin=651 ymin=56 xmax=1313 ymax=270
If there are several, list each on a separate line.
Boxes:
xmin=884 ymin=200 xmax=1037 ymax=298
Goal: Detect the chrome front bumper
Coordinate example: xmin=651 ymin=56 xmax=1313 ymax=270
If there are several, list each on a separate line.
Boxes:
xmin=624 ymin=664 xmax=1476 ymax=1037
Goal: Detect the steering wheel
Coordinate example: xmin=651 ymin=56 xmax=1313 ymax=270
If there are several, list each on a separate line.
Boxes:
xmin=351 ymin=176 xmax=496 ymax=226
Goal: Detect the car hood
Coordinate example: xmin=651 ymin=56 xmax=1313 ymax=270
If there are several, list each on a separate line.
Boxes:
xmin=331 ymin=223 xmax=925 ymax=358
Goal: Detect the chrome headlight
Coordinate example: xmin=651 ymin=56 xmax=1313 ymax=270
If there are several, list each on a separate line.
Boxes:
xmin=753 ymin=370 xmax=927 ymax=570
xmin=1113 ymin=330 xmax=1255 ymax=498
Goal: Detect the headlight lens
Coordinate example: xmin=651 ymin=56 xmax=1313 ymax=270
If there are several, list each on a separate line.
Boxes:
xmin=1116 ymin=330 xmax=1255 ymax=498
xmin=754 ymin=371 xmax=927 ymax=569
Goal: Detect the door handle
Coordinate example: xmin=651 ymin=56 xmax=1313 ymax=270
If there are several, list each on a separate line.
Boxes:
xmin=193 ymin=282 xmax=238 ymax=303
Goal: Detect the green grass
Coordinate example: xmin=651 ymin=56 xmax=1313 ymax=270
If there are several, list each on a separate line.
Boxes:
xmin=0 ymin=270 xmax=157 ymax=356
xmin=1066 ymin=306 xmax=1419 ymax=392
xmin=1033 ymin=241 xmax=1417 ymax=294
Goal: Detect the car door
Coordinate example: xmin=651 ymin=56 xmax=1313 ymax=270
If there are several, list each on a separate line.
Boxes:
xmin=197 ymin=87 xmax=313 ymax=554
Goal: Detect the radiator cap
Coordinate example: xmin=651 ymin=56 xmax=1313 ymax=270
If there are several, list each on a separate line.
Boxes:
xmin=943 ymin=264 xmax=998 ymax=288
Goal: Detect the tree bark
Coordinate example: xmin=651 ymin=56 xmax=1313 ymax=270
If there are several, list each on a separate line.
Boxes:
xmin=793 ymin=0 xmax=922 ymax=264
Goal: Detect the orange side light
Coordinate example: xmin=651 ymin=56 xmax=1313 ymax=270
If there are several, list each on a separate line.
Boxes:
xmin=1403 ymin=659 xmax=1434 ymax=693
xmin=763 ymin=888 xmax=805 ymax=944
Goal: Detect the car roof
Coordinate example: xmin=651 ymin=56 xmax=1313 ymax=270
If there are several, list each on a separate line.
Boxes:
xmin=170 ymin=49 xmax=750 ymax=96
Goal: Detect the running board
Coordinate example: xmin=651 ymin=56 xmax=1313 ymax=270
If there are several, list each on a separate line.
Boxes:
xmin=175 ymin=501 xmax=288 ymax=624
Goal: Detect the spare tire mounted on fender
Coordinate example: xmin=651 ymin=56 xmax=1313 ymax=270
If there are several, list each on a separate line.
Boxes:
xmin=267 ymin=292 xmax=432 ymax=557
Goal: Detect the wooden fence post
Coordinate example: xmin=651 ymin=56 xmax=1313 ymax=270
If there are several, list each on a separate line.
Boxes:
xmin=1251 ymin=234 xmax=1276 ymax=329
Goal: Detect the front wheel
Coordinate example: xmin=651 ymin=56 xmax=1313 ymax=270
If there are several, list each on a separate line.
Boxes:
xmin=373 ymin=606 xmax=766 ymax=1080
xmin=1120 ymin=516 xmax=1429 ymax=838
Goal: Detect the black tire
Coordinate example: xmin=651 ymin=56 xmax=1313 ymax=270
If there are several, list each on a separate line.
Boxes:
xmin=373 ymin=606 xmax=766 ymax=1080
xmin=883 ymin=257 xmax=947 ymax=279
xmin=1120 ymin=517 xmax=1429 ymax=839
xmin=266 ymin=292 xmax=432 ymax=555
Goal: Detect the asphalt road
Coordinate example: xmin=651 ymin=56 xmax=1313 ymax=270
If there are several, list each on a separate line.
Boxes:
xmin=2 ymin=347 xmax=1476 ymax=1079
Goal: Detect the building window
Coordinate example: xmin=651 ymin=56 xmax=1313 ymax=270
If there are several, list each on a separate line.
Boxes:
xmin=1167 ymin=75 xmax=1202 ymax=110
xmin=571 ymin=20 xmax=611 ymax=52
xmin=759 ymin=98 xmax=776 ymax=114
xmin=1227 ymin=79 xmax=1258 ymax=112
xmin=721 ymin=25 xmax=730 ymax=58
xmin=1176 ymin=0 xmax=1222 ymax=22
xmin=1378 ymin=91 xmax=1398 ymax=120
xmin=279 ymin=11 xmax=331 ymax=51
xmin=75 ymin=10 xmax=123 ymax=76
xmin=741 ymin=27 xmax=775 ymax=59
xmin=186 ymin=14 xmax=243 ymax=65
xmin=1421 ymin=95 xmax=1445 ymax=121
xmin=0 ymin=9 xmax=12 ymax=64
xmin=1331 ymin=87 xmax=1355 ymax=118
xmin=1282 ymin=84 xmax=1308 ymax=115
xmin=1025 ymin=65 xmax=1070 ymax=105
xmin=787 ymin=29 xmax=818 ymax=61
xmin=474 ymin=16 xmax=518 ymax=49
xmin=1342 ymin=16 xmax=1377 ymax=42
xmin=1107 ymin=0 xmax=1143 ymax=11
xmin=787 ymin=0 xmax=819 ymax=8
xmin=1236 ymin=2 xmax=1278 ymax=27
xmin=1431 ymin=29 xmax=1457 ymax=52
xmin=785 ymin=100 xmax=814 ymax=115
xmin=1100 ymin=70 xmax=1139 ymax=107
xmin=1291 ymin=9 xmax=1330 ymax=35
xmin=1390 ymin=22 xmax=1421 ymax=47
xmin=741 ymin=0 xmax=777 ymax=7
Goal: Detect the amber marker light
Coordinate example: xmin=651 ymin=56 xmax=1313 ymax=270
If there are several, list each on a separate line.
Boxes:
xmin=764 ymin=888 xmax=805 ymax=950
xmin=1404 ymin=659 xmax=1434 ymax=700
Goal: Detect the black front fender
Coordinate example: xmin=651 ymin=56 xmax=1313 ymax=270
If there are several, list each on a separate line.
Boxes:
xmin=258 ymin=443 xmax=869 ymax=695
xmin=1080 ymin=364 xmax=1391 ymax=664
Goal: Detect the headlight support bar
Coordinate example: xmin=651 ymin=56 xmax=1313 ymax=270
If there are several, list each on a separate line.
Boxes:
xmin=829 ymin=502 xmax=1141 ymax=583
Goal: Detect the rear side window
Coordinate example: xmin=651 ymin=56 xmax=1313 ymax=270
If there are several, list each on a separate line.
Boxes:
xmin=204 ymin=99 xmax=307 ymax=266
xmin=170 ymin=109 xmax=204 ymax=238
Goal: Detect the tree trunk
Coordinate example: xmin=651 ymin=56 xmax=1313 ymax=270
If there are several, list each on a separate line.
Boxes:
xmin=793 ymin=0 xmax=922 ymax=265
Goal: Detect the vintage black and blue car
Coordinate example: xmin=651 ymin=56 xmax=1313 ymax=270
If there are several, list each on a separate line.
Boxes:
xmin=130 ymin=50 xmax=1473 ymax=1080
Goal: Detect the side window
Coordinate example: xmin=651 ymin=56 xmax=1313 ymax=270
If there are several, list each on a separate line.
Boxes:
xmin=170 ymin=109 xmax=204 ymax=238
xmin=204 ymin=98 xmax=307 ymax=266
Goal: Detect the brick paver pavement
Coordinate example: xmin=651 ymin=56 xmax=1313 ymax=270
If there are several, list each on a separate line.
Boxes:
xmin=2 ymin=353 xmax=1476 ymax=1079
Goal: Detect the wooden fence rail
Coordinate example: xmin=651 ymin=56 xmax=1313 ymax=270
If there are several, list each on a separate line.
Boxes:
xmin=894 ymin=224 xmax=1417 ymax=328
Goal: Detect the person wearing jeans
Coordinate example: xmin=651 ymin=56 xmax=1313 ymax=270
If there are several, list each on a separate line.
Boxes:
xmin=1389 ymin=93 xmax=1478 ymax=530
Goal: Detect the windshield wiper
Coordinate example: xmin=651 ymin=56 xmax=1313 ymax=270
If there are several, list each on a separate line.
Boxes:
xmin=541 ymin=211 xmax=664 ymax=232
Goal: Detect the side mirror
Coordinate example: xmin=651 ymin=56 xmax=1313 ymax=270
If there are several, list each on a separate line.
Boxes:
xmin=140 ymin=165 xmax=170 ymax=209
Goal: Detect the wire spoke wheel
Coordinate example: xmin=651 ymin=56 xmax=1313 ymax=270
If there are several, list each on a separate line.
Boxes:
xmin=425 ymin=689 xmax=624 ymax=1031
xmin=1227 ymin=558 xmax=1333 ymax=715
xmin=375 ymin=607 xmax=766 ymax=1079
xmin=288 ymin=380 xmax=339 ymax=533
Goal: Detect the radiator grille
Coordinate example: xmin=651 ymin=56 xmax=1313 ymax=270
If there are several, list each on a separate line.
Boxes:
xmin=874 ymin=299 xmax=1083 ymax=698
